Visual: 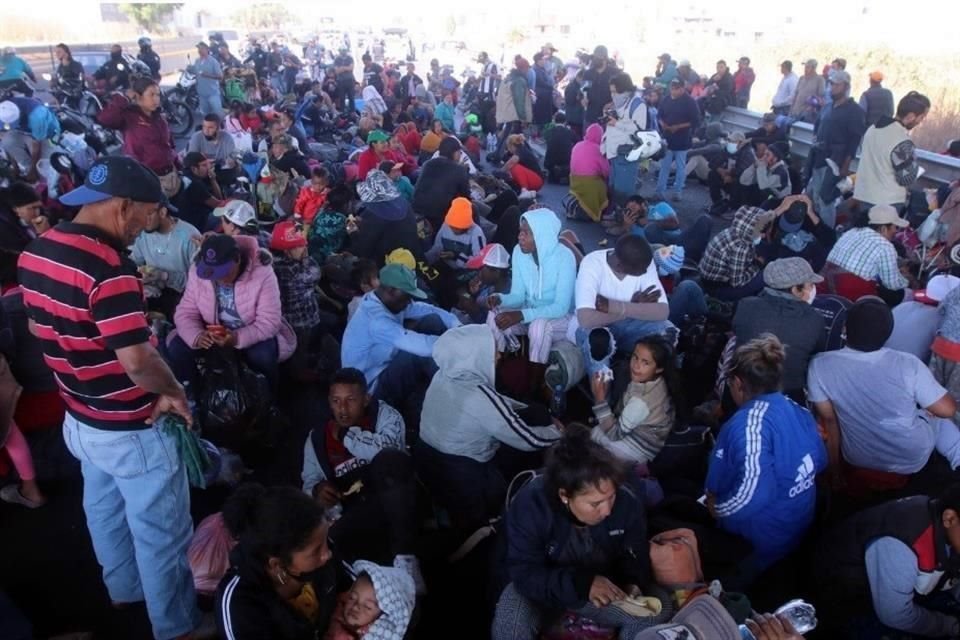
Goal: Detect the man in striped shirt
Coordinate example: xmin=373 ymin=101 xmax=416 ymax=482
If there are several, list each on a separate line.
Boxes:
xmin=18 ymin=157 xmax=200 ymax=639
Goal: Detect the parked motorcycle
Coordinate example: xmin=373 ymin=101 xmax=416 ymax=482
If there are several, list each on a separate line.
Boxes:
xmin=41 ymin=72 xmax=102 ymax=119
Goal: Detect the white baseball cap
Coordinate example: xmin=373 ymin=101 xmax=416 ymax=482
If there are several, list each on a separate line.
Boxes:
xmin=214 ymin=200 xmax=257 ymax=229
xmin=915 ymin=274 xmax=960 ymax=305
xmin=867 ymin=204 xmax=909 ymax=228
xmin=0 ymin=100 xmax=20 ymax=126
xmin=465 ymin=243 xmax=510 ymax=269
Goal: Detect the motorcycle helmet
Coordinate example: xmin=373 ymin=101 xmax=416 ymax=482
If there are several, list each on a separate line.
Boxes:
xmin=138 ymin=37 xmax=152 ymax=48
xmin=0 ymin=101 xmax=19 ymax=127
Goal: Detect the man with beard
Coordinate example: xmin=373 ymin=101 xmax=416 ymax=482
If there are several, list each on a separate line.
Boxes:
xmin=805 ymin=70 xmax=866 ymax=227
xmin=187 ymin=114 xmax=237 ymax=187
xmin=854 ymin=91 xmax=930 ymax=213
xmin=130 ymin=197 xmax=201 ymax=318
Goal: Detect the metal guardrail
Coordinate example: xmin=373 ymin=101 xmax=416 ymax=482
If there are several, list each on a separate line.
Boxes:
xmin=719 ymin=106 xmax=960 ymax=188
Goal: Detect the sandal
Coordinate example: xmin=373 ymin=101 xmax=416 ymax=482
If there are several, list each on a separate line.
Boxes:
xmin=0 ymin=484 xmax=45 ymax=509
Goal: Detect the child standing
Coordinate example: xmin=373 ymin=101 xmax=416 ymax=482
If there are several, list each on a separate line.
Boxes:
xmin=589 ymin=336 xmax=680 ymax=464
xmin=294 ymin=166 xmax=331 ymax=226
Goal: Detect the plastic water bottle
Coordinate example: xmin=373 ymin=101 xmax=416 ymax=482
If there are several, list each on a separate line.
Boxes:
xmin=550 ymin=383 xmax=566 ymax=417
xmin=326 ymin=503 xmax=344 ymax=522
xmin=738 ymin=599 xmax=817 ymax=639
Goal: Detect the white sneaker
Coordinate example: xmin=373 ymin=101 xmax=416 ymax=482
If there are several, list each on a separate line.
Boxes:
xmin=394 ymin=554 xmax=427 ymax=595
xmin=518 ymin=188 xmax=538 ymax=200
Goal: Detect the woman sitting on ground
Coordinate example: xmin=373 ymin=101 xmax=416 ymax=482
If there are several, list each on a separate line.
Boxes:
xmin=491 ymin=426 xmax=672 ymax=640
xmin=705 ymin=334 xmax=827 ymax=589
xmin=170 ymin=233 xmax=297 ymax=390
xmin=216 ymin=483 xmax=342 ymax=639
xmin=501 ymin=133 xmax=545 ymax=195
xmin=589 ymin=336 xmax=681 ymax=465
xmin=564 ymin=123 xmax=610 ymax=223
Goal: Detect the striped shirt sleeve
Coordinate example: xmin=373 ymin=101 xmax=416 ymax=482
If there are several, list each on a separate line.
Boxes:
xmin=89 ymin=274 xmax=151 ymax=350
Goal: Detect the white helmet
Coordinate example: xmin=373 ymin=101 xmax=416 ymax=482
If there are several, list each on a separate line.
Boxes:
xmin=626 ymin=131 xmax=663 ymax=162
xmin=0 ymin=101 xmax=20 ymax=126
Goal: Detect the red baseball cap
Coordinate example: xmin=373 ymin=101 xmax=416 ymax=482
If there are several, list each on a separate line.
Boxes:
xmin=269 ymin=220 xmax=306 ymax=251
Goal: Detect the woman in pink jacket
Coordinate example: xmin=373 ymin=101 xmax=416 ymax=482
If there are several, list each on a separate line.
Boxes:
xmin=565 ymin=123 xmax=611 ymax=222
xmin=168 ymin=234 xmax=296 ymax=389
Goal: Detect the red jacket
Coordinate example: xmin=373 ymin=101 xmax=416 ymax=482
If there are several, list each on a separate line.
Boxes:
xmin=395 ymin=123 xmax=421 ymax=156
xmin=356 ymin=148 xmax=416 ymax=181
xmin=294 ymin=186 xmax=328 ymax=223
xmin=97 ymin=94 xmax=177 ymax=174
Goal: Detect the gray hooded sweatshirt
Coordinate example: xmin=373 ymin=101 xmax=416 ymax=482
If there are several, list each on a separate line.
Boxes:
xmin=419 ymin=325 xmax=561 ymax=462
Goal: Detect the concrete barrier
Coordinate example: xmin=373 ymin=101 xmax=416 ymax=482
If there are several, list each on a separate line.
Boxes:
xmin=719 ymin=106 xmax=960 ymax=188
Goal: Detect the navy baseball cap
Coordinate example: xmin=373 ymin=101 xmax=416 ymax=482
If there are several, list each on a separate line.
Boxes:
xmin=60 ymin=156 xmax=163 ymax=207
xmin=195 ymin=234 xmax=241 ymax=281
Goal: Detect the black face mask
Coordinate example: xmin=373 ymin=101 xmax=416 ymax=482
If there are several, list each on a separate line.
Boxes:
xmin=111 ymin=52 xmax=122 ymax=61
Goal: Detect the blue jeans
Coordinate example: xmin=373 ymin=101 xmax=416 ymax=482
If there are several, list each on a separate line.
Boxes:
xmin=806 ymin=165 xmax=837 ymax=228
xmin=634 ymin=214 xmax=712 ymax=264
xmin=609 ymin=154 xmax=640 ymax=206
xmin=576 ymin=317 xmax=675 ymax=376
xmin=668 ymin=279 xmax=709 ymax=325
xmin=656 ymin=148 xmax=689 ymax=195
xmin=198 ymin=93 xmax=222 ymax=117
xmin=62 ymin=414 xmax=199 ymax=639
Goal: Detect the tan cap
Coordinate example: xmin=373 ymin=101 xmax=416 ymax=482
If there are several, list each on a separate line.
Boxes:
xmin=868 ymin=204 xmax=909 ymax=228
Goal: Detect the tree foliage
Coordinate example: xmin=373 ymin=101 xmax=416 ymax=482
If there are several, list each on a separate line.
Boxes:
xmin=232 ymin=3 xmax=293 ymax=30
xmin=120 ymin=3 xmax=183 ymax=31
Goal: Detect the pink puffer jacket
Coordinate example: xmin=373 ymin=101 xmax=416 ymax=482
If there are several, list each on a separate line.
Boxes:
xmin=174 ymin=236 xmax=297 ymax=361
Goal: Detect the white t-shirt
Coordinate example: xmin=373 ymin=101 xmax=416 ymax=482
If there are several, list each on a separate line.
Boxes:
xmin=568 ymin=249 xmax=667 ymax=340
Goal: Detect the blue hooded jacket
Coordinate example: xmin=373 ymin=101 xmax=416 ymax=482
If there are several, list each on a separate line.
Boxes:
xmin=705 ymin=392 xmax=827 ymax=566
xmin=499 ymin=209 xmax=576 ymax=323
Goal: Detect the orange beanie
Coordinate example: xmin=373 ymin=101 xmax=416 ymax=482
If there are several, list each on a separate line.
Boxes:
xmin=445 ymin=197 xmax=474 ymax=229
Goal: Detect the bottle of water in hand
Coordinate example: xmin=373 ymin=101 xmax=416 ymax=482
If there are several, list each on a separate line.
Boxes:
xmin=738 ymin=599 xmax=817 ymax=639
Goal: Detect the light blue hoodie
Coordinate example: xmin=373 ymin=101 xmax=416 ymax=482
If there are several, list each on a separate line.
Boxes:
xmin=499 ymin=209 xmax=576 ymax=323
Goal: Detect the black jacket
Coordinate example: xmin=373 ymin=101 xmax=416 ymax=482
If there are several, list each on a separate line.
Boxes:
xmin=732 ymin=291 xmax=825 ymax=396
xmin=138 ymin=49 xmax=161 ymax=80
xmin=544 ymin=125 xmax=576 ymax=171
xmin=411 ymin=156 xmax=471 ymax=227
xmin=215 ymin=543 xmax=345 ymax=640
xmin=498 ymin=476 xmax=652 ymax=610
xmin=397 ymin=73 xmax=424 ymax=103
xmin=350 ymin=197 xmax=423 ymax=266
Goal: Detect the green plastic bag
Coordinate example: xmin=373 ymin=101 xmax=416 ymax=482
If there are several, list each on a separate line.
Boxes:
xmin=158 ymin=414 xmax=211 ymax=489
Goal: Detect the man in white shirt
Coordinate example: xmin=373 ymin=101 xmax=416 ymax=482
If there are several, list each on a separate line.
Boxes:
xmin=771 ymin=60 xmax=799 ymax=115
xmin=570 ymin=235 xmax=676 ymax=375
xmin=853 ymin=91 xmax=929 ymax=212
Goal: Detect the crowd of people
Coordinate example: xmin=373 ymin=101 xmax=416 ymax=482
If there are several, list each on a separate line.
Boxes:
xmin=1 ymin=28 xmax=960 ymax=640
